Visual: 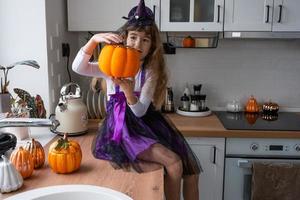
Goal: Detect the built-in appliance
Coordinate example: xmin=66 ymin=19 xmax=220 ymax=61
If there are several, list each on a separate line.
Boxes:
xmin=215 ymin=111 xmax=300 ymax=131
xmin=224 ymin=138 xmax=300 ymax=200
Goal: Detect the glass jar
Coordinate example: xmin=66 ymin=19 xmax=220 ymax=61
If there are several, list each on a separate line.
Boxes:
xmin=190 ymin=95 xmax=199 ymax=111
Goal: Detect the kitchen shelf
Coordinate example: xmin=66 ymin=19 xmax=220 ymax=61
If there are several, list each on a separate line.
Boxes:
xmin=166 ymin=32 xmax=219 ymax=49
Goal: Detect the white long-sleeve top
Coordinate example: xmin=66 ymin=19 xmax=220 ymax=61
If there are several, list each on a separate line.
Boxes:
xmin=72 ymin=49 xmax=156 ymax=117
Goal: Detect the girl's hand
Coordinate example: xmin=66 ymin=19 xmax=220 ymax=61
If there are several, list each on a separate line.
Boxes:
xmin=82 ymin=33 xmax=123 ymax=55
xmin=112 ymin=77 xmax=137 ymax=105
xmin=92 ymin=33 xmax=123 ymax=44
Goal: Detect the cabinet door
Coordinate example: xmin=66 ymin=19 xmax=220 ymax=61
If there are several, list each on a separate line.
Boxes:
xmin=224 ymin=0 xmax=273 ymax=31
xmin=185 ymin=137 xmax=225 ymax=200
xmin=67 ymin=0 xmax=158 ymax=31
xmin=160 ymin=0 xmax=224 ymax=31
xmin=272 ymin=0 xmax=300 ymax=31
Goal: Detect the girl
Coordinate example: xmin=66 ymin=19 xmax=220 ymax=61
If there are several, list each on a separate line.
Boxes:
xmin=72 ymin=1 xmax=202 ymax=199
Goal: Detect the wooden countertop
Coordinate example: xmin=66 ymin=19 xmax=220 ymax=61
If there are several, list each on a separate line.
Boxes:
xmin=165 ymin=113 xmax=300 ymax=138
xmin=1 ymin=128 xmax=164 ymax=200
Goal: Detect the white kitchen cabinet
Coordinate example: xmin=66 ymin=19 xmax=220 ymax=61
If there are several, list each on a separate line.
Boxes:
xmin=224 ymin=0 xmax=300 ymax=32
xmin=67 ymin=0 xmax=159 ymax=31
xmin=183 ymin=137 xmax=225 ymax=200
xmin=160 ymin=0 xmax=224 ymax=31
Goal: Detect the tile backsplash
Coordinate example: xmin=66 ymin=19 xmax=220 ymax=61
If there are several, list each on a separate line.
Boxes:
xmin=166 ymin=39 xmax=300 ymax=111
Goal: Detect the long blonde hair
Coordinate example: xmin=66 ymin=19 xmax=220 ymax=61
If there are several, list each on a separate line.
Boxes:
xmin=118 ymin=23 xmax=168 ymax=109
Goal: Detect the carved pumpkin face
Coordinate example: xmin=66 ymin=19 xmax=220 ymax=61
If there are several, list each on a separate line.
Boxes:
xmin=98 ymin=44 xmax=141 ymax=78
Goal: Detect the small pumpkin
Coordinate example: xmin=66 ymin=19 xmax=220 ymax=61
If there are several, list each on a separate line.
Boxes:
xmin=98 ymin=44 xmax=141 ymax=78
xmin=48 ymin=133 xmax=82 ymax=174
xmin=182 ymin=36 xmax=195 ymax=48
xmin=10 ymin=146 xmax=34 ymax=179
xmin=262 ymin=101 xmax=279 ymax=114
xmin=25 ymin=138 xmax=45 ymax=169
xmin=0 ymin=155 xmax=23 ymax=193
xmin=245 ymin=95 xmax=260 ymax=113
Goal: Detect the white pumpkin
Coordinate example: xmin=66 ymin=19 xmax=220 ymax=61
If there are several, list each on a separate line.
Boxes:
xmin=0 ymin=155 xmax=23 ymax=193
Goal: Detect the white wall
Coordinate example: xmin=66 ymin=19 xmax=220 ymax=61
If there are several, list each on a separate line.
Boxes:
xmin=166 ymin=39 xmax=300 ymax=111
xmin=0 ymin=0 xmax=80 ymax=116
xmin=0 ymin=0 xmax=49 ymax=112
xmin=45 ymin=0 xmax=79 ymax=113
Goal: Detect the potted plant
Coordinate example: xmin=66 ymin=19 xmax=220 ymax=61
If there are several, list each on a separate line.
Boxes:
xmin=0 ymin=60 xmax=40 ymax=113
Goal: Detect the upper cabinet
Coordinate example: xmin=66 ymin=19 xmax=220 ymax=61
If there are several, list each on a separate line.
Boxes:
xmin=67 ymin=0 xmax=159 ymax=31
xmin=224 ymin=0 xmax=300 ymax=32
xmin=160 ymin=0 xmax=224 ymax=31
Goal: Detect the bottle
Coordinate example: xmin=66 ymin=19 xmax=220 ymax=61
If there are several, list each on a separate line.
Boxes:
xmin=162 ymin=87 xmax=175 ymax=113
xmin=180 ymin=94 xmax=190 ymax=111
xmin=183 ymin=83 xmax=190 ymax=96
xmin=190 ymin=95 xmax=199 ymax=111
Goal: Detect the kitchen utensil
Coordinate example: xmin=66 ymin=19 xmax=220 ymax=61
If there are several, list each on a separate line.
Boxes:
xmin=0 ymin=133 xmax=17 ymax=155
xmin=51 ymin=83 xmax=88 ymax=136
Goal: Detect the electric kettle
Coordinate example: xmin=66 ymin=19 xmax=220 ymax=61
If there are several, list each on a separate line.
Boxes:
xmin=51 ymin=83 xmax=88 ymax=136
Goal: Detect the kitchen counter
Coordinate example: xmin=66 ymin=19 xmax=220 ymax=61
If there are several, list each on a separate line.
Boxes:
xmin=165 ymin=113 xmax=300 ymax=138
xmin=1 ymin=124 xmax=164 ymax=200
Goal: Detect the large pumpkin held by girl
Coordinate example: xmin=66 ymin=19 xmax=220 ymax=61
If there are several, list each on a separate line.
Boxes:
xmin=98 ymin=44 xmax=141 ymax=78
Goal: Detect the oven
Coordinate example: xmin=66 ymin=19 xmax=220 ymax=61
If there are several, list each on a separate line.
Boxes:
xmin=223 ymin=138 xmax=300 ymax=200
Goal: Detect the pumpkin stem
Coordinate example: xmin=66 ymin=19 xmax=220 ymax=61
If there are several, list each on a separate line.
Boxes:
xmin=55 ymin=133 xmax=70 ymax=150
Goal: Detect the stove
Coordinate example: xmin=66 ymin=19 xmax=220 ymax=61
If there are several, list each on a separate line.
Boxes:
xmin=214 ymin=111 xmax=300 ymax=131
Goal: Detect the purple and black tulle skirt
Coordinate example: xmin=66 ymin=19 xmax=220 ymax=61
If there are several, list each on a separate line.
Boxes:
xmin=92 ymin=92 xmax=202 ymax=175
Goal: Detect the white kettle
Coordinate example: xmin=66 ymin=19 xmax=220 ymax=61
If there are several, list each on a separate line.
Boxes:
xmin=52 ymin=83 xmax=88 ymax=136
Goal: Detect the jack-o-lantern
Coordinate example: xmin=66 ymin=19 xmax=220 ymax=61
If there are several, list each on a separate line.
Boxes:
xmin=98 ymin=44 xmax=141 ymax=78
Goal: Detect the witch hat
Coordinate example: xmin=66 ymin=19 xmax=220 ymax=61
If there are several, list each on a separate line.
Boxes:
xmin=123 ymin=0 xmax=154 ymax=26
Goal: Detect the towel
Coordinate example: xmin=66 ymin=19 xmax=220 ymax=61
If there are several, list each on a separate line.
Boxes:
xmin=251 ymin=162 xmax=300 ymax=200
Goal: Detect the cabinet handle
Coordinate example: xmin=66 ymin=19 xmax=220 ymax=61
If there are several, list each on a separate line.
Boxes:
xmin=278 ymin=5 xmax=283 ymax=23
xmin=217 ymin=5 xmax=221 ymax=23
xmin=211 ymin=146 xmax=216 ymax=164
xmin=265 ymin=5 xmax=270 ymax=23
xmin=153 ymin=5 xmax=156 ymax=20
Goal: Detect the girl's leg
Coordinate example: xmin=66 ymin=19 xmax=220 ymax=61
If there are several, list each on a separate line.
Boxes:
xmin=137 ymin=143 xmax=183 ymax=200
xmin=183 ymin=174 xmax=199 ymax=200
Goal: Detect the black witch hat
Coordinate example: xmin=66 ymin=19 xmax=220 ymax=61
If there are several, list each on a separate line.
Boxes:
xmin=122 ymin=0 xmax=154 ymax=26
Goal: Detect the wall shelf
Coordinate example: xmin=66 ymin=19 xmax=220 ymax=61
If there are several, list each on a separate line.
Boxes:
xmin=166 ymin=32 xmax=219 ymax=49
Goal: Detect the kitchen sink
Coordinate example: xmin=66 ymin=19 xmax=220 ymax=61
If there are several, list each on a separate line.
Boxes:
xmin=5 ymin=185 xmax=132 ymax=200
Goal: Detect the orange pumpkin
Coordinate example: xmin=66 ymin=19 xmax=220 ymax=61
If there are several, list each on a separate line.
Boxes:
xmin=48 ymin=133 xmax=82 ymax=174
xmin=245 ymin=95 xmax=260 ymax=113
xmin=98 ymin=44 xmax=141 ymax=78
xmin=182 ymin=36 xmax=195 ymax=48
xmin=25 ymin=138 xmax=45 ymax=169
xmin=10 ymin=147 xmax=34 ymax=179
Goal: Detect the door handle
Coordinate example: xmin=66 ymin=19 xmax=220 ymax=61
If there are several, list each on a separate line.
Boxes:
xmin=217 ymin=5 xmax=221 ymax=23
xmin=237 ymin=159 xmax=252 ymax=168
xmin=265 ymin=5 xmax=270 ymax=23
xmin=278 ymin=5 xmax=283 ymax=23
